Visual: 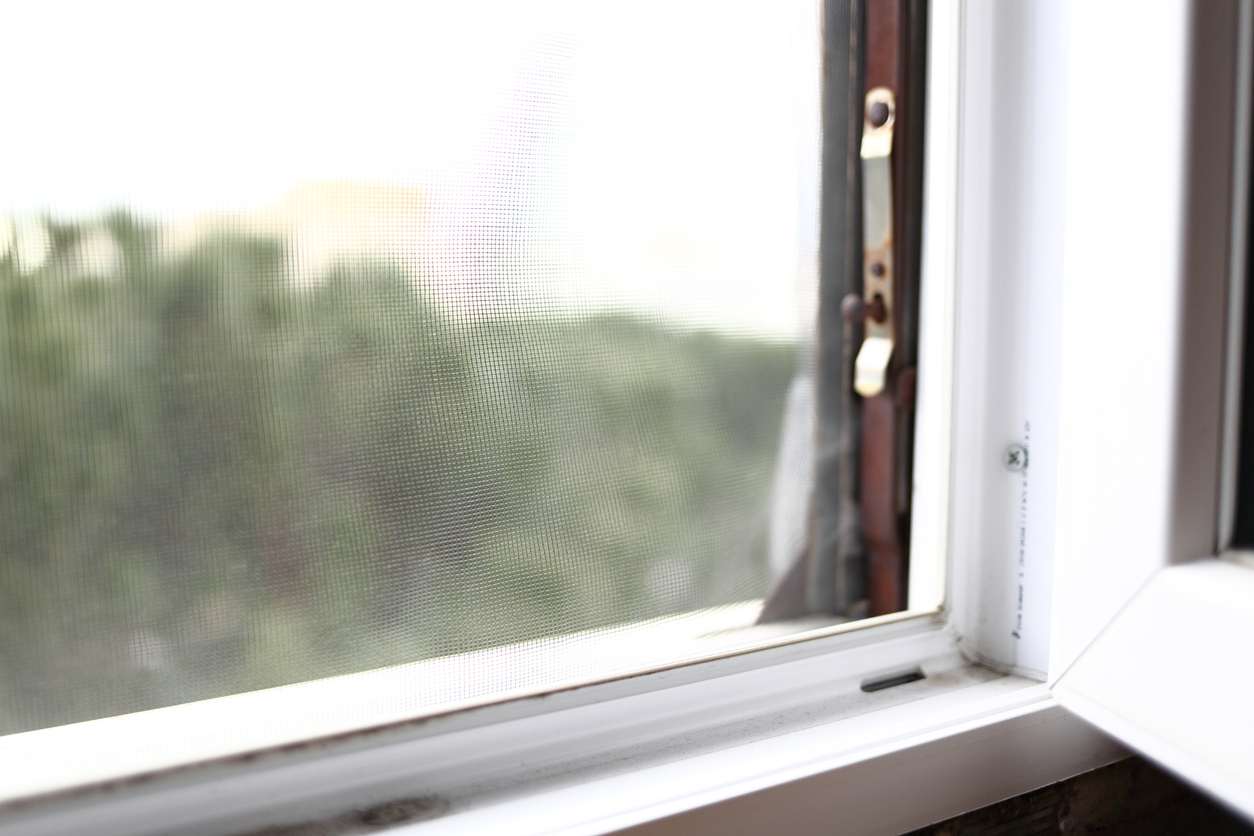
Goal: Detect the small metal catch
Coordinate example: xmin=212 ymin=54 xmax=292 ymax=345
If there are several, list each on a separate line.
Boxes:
xmin=854 ymin=87 xmax=897 ymax=398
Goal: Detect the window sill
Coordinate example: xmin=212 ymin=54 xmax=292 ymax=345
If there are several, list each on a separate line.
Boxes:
xmin=0 ymin=600 xmax=856 ymax=807
xmin=0 ymin=614 xmax=1123 ymax=836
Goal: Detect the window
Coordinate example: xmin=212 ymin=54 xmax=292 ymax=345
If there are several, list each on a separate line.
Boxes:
xmin=0 ymin=0 xmax=852 ymax=738
xmin=13 ymin=1 xmax=1240 ymax=835
xmin=1051 ymin=0 xmax=1254 ymax=819
xmin=2 ymin=0 xmax=951 ymax=772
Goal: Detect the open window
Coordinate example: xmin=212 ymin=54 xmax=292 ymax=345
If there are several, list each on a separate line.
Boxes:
xmin=1050 ymin=0 xmax=1254 ymax=819
xmin=6 ymin=1 xmax=1204 ymax=834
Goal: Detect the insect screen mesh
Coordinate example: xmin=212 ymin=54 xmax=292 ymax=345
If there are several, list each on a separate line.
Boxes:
xmin=0 ymin=0 xmax=821 ymax=734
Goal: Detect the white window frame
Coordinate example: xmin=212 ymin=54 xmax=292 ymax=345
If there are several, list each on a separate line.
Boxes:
xmin=1050 ymin=0 xmax=1254 ymax=821
xmin=6 ymin=1 xmax=1243 ymax=833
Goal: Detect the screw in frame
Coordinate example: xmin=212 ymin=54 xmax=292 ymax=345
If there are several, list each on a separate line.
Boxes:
xmin=1003 ymin=443 xmax=1028 ymax=472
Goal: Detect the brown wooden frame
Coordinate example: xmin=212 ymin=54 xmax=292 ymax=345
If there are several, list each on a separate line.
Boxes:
xmin=762 ymin=0 xmax=926 ymax=621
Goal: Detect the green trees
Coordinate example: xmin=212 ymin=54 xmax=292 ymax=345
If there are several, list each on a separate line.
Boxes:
xmin=0 ymin=216 xmax=794 ymax=733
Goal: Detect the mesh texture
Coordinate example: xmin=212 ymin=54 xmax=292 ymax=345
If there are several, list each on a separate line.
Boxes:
xmin=0 ymin=0 xmax=820 ymax=734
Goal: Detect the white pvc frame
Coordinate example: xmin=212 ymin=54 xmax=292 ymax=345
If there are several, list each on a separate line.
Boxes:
xmin=7 ymin=1 xmax=1199 ymax=833
xmin=1052 ymin=0 xmax=1254 ymax=822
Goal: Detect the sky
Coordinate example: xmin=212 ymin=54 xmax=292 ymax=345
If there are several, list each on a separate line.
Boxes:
xmin=0 ymin=0 xmax=821 ymax=339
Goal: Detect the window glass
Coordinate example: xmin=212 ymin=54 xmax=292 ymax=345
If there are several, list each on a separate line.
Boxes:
xmin=0 ymin=0 xmax=822 ymax=733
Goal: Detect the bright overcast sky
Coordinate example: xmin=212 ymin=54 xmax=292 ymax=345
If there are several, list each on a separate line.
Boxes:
xmin=1 ymin=0 xmax=821 ymax=339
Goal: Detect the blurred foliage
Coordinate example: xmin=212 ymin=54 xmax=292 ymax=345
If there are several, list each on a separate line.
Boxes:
xmin=0 ymin=215 xmax=794 ymax=733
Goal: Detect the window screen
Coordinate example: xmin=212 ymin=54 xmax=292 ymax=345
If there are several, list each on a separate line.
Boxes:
xmin=0 ymin=0 xmax=822 ymax=734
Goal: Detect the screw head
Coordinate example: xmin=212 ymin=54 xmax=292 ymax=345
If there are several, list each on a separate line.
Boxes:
xmin=866 ymin=294 xmax=887 ymax=324
xmin=867 ymin=101 xmax=890 ymax=128
xmin=1003 ymin=443 xmax=1028 ymax=472
xmin=840 ymin=293 xmax=866 ymax=323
